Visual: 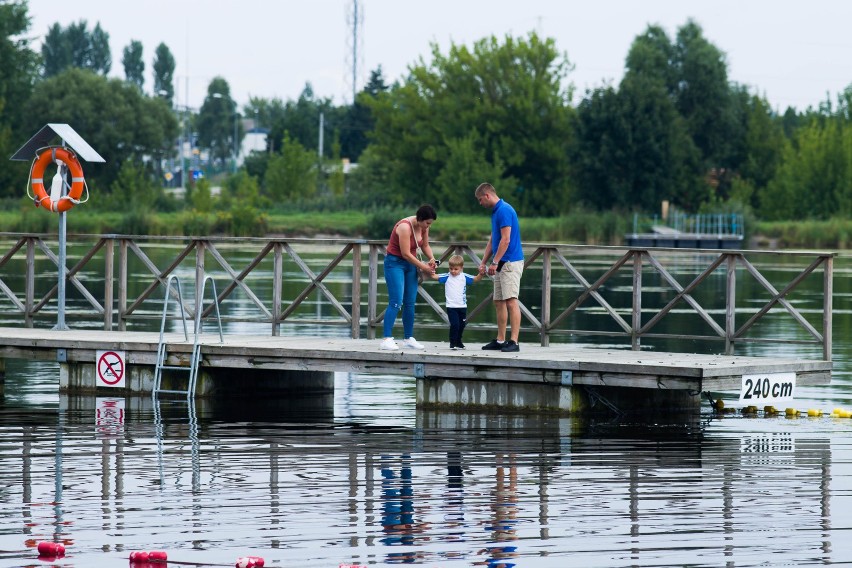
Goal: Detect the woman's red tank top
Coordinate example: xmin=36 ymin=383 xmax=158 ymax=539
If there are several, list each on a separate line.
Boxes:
xmin=386 ymin=219 xmax=421 ymax=257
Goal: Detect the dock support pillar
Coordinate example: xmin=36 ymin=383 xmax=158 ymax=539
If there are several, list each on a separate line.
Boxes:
xmin=60 ymin=362 xmax=334 ymax=398
xmin=416 ymin=377 xmax=590 ymax=414
xmin=416 ymin=377 xmax=701 ymax=416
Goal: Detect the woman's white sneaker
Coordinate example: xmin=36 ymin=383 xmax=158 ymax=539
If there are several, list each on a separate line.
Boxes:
xmin=403 ymin=337 xmax=425 ymax=350
xmin=380 ymin=337 xmax=399 ymax=350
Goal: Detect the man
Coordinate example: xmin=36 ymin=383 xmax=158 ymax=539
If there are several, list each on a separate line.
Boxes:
xmin=475 ymin=182 xmax=523 ymax=352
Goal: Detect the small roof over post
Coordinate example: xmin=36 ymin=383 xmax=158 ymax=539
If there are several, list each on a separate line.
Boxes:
xmin=9 ymin=123 xmax=105 ymax=162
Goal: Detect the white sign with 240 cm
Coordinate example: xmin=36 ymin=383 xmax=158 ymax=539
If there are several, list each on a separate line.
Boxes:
xmin=739 ymin=372 xmax=796 ymax=404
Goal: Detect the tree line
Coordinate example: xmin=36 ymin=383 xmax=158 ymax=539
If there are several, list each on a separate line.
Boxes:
xmin=1 ymin=0 xmax=851 ymax=225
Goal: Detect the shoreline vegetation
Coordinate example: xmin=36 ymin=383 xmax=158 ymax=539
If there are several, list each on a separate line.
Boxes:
xmin=3 ymin=200 xmax=850 ymax=251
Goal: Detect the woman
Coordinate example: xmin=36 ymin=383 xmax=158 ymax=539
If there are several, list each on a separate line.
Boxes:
xmin=381 ymin=204 xmax=438 ymax=350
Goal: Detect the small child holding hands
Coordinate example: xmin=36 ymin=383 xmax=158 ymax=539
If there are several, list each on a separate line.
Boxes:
xmin=426 ymin=254 xmax=484 ymax=349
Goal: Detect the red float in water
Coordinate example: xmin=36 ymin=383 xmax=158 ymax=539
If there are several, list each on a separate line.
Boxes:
xmin=235 ymin=556 xmax=265 ymax=568
xmin=36 ymin=541 xmax=65 ymax=557
xmin=129 ymin=550 xmax=150 ymax=562
xmin=148 ymin=550 xmax=168 ymax=562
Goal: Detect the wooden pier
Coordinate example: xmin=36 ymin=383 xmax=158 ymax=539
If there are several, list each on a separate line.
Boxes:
xmin=0 ymin=327 xmax=831 ymax=414
xmin=0 ymin=233 xmax=835 ymax=414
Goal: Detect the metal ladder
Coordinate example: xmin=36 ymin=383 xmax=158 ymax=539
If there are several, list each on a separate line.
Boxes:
xmin=153 ymin=274 xmax=223 ymax=399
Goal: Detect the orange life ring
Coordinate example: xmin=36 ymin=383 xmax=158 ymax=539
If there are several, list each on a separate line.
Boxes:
xmin=31 ymin=147 xmax=85 ymax=212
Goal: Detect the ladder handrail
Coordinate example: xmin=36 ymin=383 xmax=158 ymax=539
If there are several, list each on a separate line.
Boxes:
xmin=187 ymin=275 xmax=224 ymax=396
xmin=195 ymin=274 xmax=223 ymax=342
xmin=154 ymin=274 xmax=223 ymax=399
xmin=153 ymin=275 xmax=190 ymax=398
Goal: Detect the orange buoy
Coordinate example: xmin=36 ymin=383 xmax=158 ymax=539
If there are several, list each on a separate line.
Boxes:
xmin=30 ymin=147 xmax=86 ymax=212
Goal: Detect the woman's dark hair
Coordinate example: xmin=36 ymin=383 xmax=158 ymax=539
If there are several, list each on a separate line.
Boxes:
xmin=416 ymin=204 xmax=437 ymax=222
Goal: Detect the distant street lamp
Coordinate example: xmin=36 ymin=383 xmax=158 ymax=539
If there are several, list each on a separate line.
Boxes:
xmin=211 ymin=92 xmax=238 ymax=174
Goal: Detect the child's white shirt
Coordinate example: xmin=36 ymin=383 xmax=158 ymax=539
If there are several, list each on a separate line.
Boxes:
xmin=437 ymin=272 xmax=476 ymax=308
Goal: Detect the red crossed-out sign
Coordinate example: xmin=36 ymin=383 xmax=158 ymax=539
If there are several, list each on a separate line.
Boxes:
xmin=97 ymin=350 xmax=125 ymax=387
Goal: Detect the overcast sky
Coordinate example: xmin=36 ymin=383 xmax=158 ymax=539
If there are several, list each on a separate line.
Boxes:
xmin=25 ymin=0 xmax=852 ymax=113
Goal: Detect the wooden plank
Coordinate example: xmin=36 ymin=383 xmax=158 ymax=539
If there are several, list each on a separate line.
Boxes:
xmin=0 ymin=327 xmax=830 ymax=391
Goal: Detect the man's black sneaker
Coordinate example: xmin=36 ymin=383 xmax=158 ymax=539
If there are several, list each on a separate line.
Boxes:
xmin=457 ymin=342 xmax=466 ymax=349
xmin=501 ymin=340 xmax=520 ymax=352
xmin=482 ymin=339 xmax=505 ymax=350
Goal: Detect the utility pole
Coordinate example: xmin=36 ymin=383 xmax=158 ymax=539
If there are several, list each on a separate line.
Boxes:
xmin=351 ymin=0 xmax=359 ymax=103
xmin=318 ymin=112 xmax=324 ymax=158
xmin=344 ymin=0 xmax=364 ymax=104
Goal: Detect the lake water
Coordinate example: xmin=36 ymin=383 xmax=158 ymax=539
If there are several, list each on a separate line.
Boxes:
xmin=0 ymin=245 xmax=851 ymax=567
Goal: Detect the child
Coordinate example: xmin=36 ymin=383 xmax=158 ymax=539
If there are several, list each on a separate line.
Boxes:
xmin=427 ymin=254 xmax=483 ymax=349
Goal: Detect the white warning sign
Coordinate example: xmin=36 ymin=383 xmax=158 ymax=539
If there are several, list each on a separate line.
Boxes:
xmin=96 ymin=350 xmax=126 ymax=388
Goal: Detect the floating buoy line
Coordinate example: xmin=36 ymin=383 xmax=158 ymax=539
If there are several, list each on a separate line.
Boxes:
xmin=713 ymin=399 xmax=852 ymax=418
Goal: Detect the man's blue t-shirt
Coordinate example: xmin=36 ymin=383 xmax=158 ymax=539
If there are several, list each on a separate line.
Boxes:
xmin=491 ymin=199 xmax=523 ymax=262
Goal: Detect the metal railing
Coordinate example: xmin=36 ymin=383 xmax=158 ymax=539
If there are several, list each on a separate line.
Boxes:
xmin=0 ymin=233 xmax=834 ymax=360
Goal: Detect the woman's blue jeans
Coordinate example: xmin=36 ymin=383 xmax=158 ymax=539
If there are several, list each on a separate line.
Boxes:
xmin=383 ymin=254 xmax=419 ymax=338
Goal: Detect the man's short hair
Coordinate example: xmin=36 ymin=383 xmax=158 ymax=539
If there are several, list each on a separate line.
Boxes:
xmin=475 ymin=183 xmax=496 ymax=198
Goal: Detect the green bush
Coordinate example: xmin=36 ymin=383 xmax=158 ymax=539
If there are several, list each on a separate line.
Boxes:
xmin=180 ymin=210 xmax=215 ymax=236
xmin=366 ymin=207 xmax=409 ymax=240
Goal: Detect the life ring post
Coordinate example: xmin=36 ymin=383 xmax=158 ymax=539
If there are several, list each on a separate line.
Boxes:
xmin=9 ymin=124 xmax=105 ymax=332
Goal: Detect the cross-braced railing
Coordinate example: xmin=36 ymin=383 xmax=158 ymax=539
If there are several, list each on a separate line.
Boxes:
xmin=0 ymin=234 xmax=834 ymax=360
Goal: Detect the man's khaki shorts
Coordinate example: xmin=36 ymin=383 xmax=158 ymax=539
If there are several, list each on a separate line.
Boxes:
xmin=493 ymin=260 xmax=524 ymax=300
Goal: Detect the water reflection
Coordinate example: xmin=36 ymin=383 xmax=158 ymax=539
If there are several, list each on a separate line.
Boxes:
xmin=0 ymin=388 xmax=847 ymax=566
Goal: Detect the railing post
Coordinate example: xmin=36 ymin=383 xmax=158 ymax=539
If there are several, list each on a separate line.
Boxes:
xmin=725 ymin=253 xmax=737 ymax=355
xmin=824 ymin=255 xmax=833 ymax=361
xmin=351 ymin=242 xmax=362 ymax=339
xmin=25 ymin=237 xmax=34 ymax=328
xmin=540 ymin=247 xmax=551 ymax=346
xmin=194 ymin=240 xmax=206 ymax=321
xmin=272 ymin=241 xmax=283 ymax=337
xmin=103 ymin=237 xmax=114 ymax=331
xmin=368 ymin=244 xmax=379 ymax=340
xmin=632 ymin=250 xmax=642 ymax=350
xmin=118 ymin=239 xmax=128 ymax=332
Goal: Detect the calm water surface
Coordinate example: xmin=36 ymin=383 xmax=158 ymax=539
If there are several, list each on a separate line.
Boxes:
xmin=0 ymin=251 xmax=851 ymax=567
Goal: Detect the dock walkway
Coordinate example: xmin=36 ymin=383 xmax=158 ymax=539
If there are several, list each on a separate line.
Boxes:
xmin=0 ymin=327 xmax=830 ymax=393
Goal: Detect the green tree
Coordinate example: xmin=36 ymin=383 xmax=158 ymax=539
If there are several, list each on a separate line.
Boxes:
xmin=266 ymin=83 xmax=339 ymax=158
xmin=347 ymin=145 xmax=400 ymax=208
xmin=89 ymin=22 xmax=110 ymax=74
xmin=196 ymin=77 xmax=242 ymax=167
xmin=624 ymin=25 xmax=677 ymax=93
xmin=0 ymin=0 xmax=40 ymax=196
xmin=759 ymin=117 xmax=852 ymax=220
xmin=435 ymin=133 xmax=511 ymax=213
xmin=24 ymin=68 xmax=178 ymax=191
xmin=152 ymin=42 xmax=175 ymax=104
xmin=189 ymin=177 xmax=213 ymax=213
xmin=339 ymin=66 xmax=388 ymax=162
xmin=219 ymin=170 xmax=268 ymax=236
xmin=41 ymin=19 xmax=110 ymax=76
xmin=737 ymin=93 xmax=786 ymax=206
xmin=673 ymin=20 xmax=736 ymax=167
xmin=366 ymin=32 xmax=576 ymax=215
xmin=574 ymin=76 xmax=703 ymax=212
xmin=264 ymin=131 xmax=316 ymax=201
xmin=65 ymin=21 xmax=91 ymax=69
xmin=122 ymin=40 xmax=144 ymax=91
xmin=41 ymin=23 xmax=69 ymax=78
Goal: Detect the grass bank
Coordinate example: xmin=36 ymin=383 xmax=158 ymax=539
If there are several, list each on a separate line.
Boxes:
xmin=5 ymin=197 xmax=847 ymax=250
xmin=753 ymin=219 xmax=852 ymax=250
xmin=0 ymin=201 xmax=632 ymax=245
